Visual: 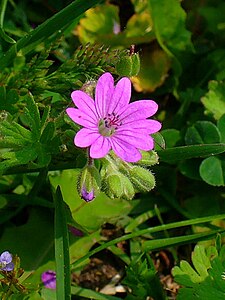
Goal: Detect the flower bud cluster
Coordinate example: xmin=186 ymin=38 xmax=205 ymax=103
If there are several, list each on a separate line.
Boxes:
xmin=100 ymin=151 xmax=159 ymax=200
xmin=77 ymin=151 xmax=158 ymax=202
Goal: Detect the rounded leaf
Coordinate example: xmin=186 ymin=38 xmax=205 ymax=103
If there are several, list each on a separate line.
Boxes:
xmin=185 ymin=121 xmax=221 ymax=145
xmin=200 ymin=156 xmax=225 ymax=186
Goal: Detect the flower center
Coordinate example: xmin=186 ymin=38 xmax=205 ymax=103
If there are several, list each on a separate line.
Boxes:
xmin=98 ymin=112 xmax=122 ymax=137
xmin=0 ymin=261 xmax=6 ymax=269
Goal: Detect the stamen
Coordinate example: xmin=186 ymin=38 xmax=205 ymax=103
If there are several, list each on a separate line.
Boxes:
xmin=98 ymin=112 xmax=122 ymax=136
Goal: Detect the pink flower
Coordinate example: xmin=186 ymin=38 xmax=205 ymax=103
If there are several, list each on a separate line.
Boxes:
xmin=66 ymin=73 xmax=161 ymax=163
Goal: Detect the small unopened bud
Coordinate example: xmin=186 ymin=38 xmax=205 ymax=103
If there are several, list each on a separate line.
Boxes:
xmin=104 ymin=172 xmax=135 ymax=200
xmin=81 ymin=80 xmax=96 ymax=98
xmin=115 ymin=49 xmax=140 ymax=77
xmin=81 ymin=187 xmax=95 ymax=202
xmin=130 ymin=166 xmax=155 ymax=192
xmin=78 ymin=165 xmax=101 ymax=202
xmin=137 ymin=151 xmax=159 ymax=166
xmin=68 ymin=226 xmax=84 ymax=237
xmin=115 ymin=56 xmax=133 ymax=77
xmin=130 ymin=53 xmax=140 ymax=76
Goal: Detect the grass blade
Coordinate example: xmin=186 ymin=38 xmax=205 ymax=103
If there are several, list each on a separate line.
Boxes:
xmin=71 ymin=213 xmax=225 ymax=269
xmin=143 ymin=230 xmax=225 ymax=251
xmin=158 ymin=143 xmax=225 ymax=162
xmin=0 ymin=0 xmax=101 ymax=68
xmin=54 ymin=186 xmax=71 ymax=300
xmin=71 ymin=286 xmax=121 ymax=299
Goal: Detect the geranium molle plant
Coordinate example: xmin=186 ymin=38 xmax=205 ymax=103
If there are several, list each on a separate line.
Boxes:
xmin=66 ymin=72 xmax=161 ymax=163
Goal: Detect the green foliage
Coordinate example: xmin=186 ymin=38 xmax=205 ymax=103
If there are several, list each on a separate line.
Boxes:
xmin=50 ymin=169 xmax=132 ymax=232
xmin=54 ymin=187 xmax=71 ymax=300
xmin=0 ymin=0 xmax=102 ymax=68
xmin=1 ymin=0 xmax=225 ymax=299
xmin=181 ymin=120 xmax=225 ymax=186
xmin=172 ymin=242 xmax=225 ymax=300
xmin=123 ymin=254 xmax=165 ymax=299
xmin=77 ymin=3 xmax=154 ymax=47
xmin=148 ymin=0 xmax=194 ymax=82
xmin=0 ymin=94 xmax=58 ymax=172
xmin=202 ymin=81 xmax=225 ymax=120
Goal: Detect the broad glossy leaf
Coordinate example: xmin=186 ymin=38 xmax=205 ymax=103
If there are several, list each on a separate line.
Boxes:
xmin=41 ymin=288 xmax=56 ymax=300
xmin=77 ymin=4 xmax=120 ymax=44
xmin=201 ymin=81 xmax=225 ymax=120
xmin=217 ymin=114 xmax=225 ymax=143
xmin=185 ymin=121 xmax=221 ymax=145
xmin=50 ymin=170 xmax=132 ymax=232
xmin=179 ymin=159 xmax=202 ymax=180
xmin=0 ymin=207 xmax=54 ymax=270
xmin=200 ymin=156 xmax=225 ymax=186
xmin=148 ymin=0 xmax=193 ymax=53
xmin=69 ymin=231 xmax=101 ymax=266
xmin=125 ymin=12 xmax=154 ymax=43
xmin=131 ymin=0 xmax=148 ymax=13
xmin=132 ymin=45 xmax=170 ymax=92
xmin=161 ymin=129 xmax=180 ymax=148
xmin=77 ymin=4 xmax=154 ymax=46
xmin=148 ymin=0 xmax=193 ymax=78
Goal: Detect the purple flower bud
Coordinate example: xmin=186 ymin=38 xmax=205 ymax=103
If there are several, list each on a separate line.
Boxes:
xmin=0 ymin=251 xmax=14 ymax=271
xmin=78 ymin=165 xmax=101 ymax=202
xmin=41 ymin=270 xmax=56 ymax=289
xmin=68 ymin=225 xmax=84 ymax=237
xmin=81 ymin=186 xmax=95 ymax=202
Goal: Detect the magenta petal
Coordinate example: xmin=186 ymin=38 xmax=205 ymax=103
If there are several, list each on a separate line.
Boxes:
xmin=120 ymin=100 xmax=158 ymax=122
xmin=71 ymin=90 xmax=97 ymax=119
xmin=108 ymin=77 xmax=131 ymax=115
xmin=75 ymin=128 xmax=100 ymax=147
xmin=95 ymin=73 xmax=114 ymax=117
xmin=114 ymin=131 xmax=154 ymax=151
xmin=66 ymin=108 xmax=97 ymax=128
xmin=122 ymin=119 xmax=162 ymax=134
xmin=110 ymin=138 xmax=142 ymax=162
xmin=41 ymin=270 xmax=56 ymax=289
xmin=90 ymin=136 xmax=111 ymax=158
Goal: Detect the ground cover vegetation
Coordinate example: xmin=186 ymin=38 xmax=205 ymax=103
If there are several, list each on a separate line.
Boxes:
xmin=1 ymin=0 xmax=225 ymax=299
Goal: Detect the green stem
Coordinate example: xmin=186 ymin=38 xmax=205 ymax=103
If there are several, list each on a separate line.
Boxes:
xmin=2 ymin=161 xmax=78 ymax=175
xmin=0 ymin=0 xmax=8 ymax=28
xmin=27 ymin=168 xmax=48 ymax=199
xmin=71 ymin=213 xmax=225 ymax=270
